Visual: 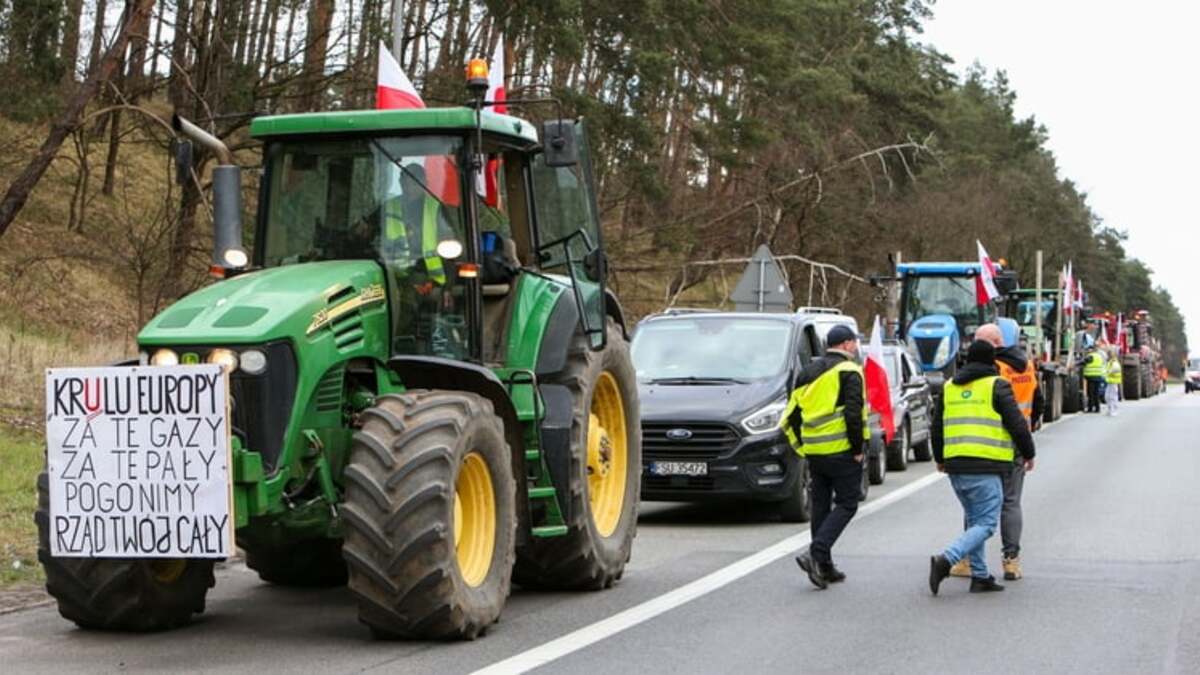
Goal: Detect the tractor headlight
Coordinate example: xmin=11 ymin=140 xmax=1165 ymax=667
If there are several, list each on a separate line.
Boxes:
xmin=239 ymin=348 xmax=268 ymax=375
xmin=741 ymin=399 xmax=788 ymax=435
xmin=150 ymin=348 xmax=179 ymax=366
xmin=206 ymin=348 xmax=239 ymax=373
xmin=933 ymin=336 xmax=952 ymax=368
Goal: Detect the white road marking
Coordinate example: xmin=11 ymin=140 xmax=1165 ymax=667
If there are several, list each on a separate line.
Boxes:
xmin=474 ymin=470 xmax=947 ymax=675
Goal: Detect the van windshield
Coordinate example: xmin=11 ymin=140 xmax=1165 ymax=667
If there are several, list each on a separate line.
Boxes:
xmin=631 ymin=317 xmax=792 ymax=383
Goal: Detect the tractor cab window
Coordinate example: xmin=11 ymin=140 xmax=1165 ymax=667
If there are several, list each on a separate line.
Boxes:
xmin=260 ymin=135 xmax=473 ymax=360
xmin=905 ymin=275 xmax=987 ymax=337
xmin=530 ymin=120 xmax=606 ymax=349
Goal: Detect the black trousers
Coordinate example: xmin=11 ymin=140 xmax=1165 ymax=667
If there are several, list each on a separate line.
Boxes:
xmin=1086 ymin=377 xmax=1104 ymax=412
xmin=807 ymin=453 xmax=863 ymax=565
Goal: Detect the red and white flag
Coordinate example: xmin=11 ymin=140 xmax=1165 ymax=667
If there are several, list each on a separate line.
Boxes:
xmin=477 ymin=39 xmax=507 ymax=208
xmin=975 ymin=240 xmax=1000 ymax=305
xmin=377 ymin=42 xmax=460 ymax=205
xmin=1115 ymin=312 xmax=1124 ymax=353
xmin=377 ymin=41 xmax=425 ymax=110
xmin=865 ymin=315 xmax=895 ymax=444
xmin=1062 ymin=262 xmax=1074 ymax=316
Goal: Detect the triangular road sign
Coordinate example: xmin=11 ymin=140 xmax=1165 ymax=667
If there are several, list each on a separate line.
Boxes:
xmin=731 ymin=245 xmax=793 ymax=312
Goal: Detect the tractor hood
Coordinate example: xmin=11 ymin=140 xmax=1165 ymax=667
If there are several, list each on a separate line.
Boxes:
xmin=139 ymin=260 xmax=387 ymax=346
xmin=907 ymin=314 xmax=961 ymax=371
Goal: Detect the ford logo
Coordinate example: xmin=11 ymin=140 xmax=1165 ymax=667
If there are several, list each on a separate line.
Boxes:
xmin=666 ymin=428 xmax=693 ymax=441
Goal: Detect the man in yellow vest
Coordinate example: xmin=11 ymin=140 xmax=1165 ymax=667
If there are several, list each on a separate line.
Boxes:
xmin=785 ymin=325 xmax=869 ymax=590
xmin=1105 ymin=347 xmax=1123 ymax=416
xmin=384 ymin=164 xmax=451 ymax=286
xmin=948 ymin=324 xmax=1043 ymax=581
xmin=1082 ymin=343 xmax=1107 ymax=413
xmin=929 ymin=339 xmax=1036 ymax=595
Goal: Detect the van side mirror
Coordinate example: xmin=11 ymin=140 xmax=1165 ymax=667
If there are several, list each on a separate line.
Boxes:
xmin=542 ymin=119 xmax=578 ymax=167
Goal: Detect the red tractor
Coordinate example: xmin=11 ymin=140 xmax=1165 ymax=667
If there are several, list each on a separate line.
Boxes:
xmin=1085 ymin=310 xmax=1163 ymax=400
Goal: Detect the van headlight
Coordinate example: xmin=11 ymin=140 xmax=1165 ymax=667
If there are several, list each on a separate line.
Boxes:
xmin=741 ymin=399 xmax=788 ymax=435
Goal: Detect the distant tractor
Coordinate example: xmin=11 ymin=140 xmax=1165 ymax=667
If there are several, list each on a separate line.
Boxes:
xmin=35 ymin=63 xmax=641 ymax=639
xmin=1086 ymin=311 xmax=1162 ymax=401
xmin=1006 ymin=287 xmax=1086 ymax=421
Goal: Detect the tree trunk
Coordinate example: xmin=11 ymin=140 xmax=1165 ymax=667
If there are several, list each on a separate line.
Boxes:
xmin=0 ymin=0 xmax=156 ymax=240
xmin=149 ymin=0 xmax=166 ymax=84
xmin=88 ymin=0 xmax=110 ymax=72
xmin=300 ymin=0 xmax=336 ymax=111
xmin=168 ymin=0 xmax=191 ymax=108
xmin=60 ymin=0 xmax=84 ymax=89
xmin=102 ymin=107 xmax=122 ymax=196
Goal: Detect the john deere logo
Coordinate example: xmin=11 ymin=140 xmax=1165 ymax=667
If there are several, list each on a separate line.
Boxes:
xmin=666 ymin=428 xmax=693 ymax=441
xmin=961 ymin=390 xmax=973 ymax=400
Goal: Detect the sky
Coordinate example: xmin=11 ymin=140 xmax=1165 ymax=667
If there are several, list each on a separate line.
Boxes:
xmin=921 ymin=1 xmax=1199 ymax=355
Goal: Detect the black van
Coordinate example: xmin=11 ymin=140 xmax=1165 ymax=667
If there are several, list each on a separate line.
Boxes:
xmin=630 ymin=308 xmax=887 ymax=522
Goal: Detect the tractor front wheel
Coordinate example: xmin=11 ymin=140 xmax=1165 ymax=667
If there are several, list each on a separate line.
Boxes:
xmin=341 ymin=391 xmax=516 ymax=640
xmin=34 ymin=472 xmax=215 ymax=631
xmin=514 ymin=321 xmax=641 ymax=590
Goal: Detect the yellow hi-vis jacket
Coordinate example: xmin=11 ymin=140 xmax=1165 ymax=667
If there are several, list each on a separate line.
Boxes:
xmin=782 ymin=360 xmax=869 ymax=456
xmin=1083 ymin=350 xmax=1106 ymax=379
xmin=1106 ymin=359 xmax=1123 ymax=385
xmin=942 ymin=376 xmax=1015 ymax=463
xmin=385 ymin=195 xmax=446 ymax=284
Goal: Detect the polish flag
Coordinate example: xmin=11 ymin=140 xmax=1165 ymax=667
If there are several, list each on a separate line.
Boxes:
xmin=1115 ymin=313 xmax=1124 ymax=353
xmin=376 ymin=41 xmax=424 ymax=110
xmin=865 ymin=315 xmax=895 ymax=444
xmin=477 ymin=39 xmax=507 ymax=208
xmin=975 ymin=240 xmax=1000 ymax=306
xmin=1062 ymin=262 xmax=1074 ymax=316
xmin=376 ymin=42 xmax=460 ymax=205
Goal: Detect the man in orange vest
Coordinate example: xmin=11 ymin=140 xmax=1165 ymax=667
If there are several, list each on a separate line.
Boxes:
xmin=948 ymin=323 xmax=1042 ymax=582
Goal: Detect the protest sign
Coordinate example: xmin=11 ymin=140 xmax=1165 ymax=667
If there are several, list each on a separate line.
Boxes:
xmin=44 ymin=365 xmax=233 ymax=558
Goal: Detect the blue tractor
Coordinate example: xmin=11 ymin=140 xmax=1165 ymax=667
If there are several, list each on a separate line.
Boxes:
xmin=892 ymin=262 xmax=1019 ymax=383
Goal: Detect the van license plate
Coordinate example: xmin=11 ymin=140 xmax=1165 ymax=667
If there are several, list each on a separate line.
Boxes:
xmin=649 ymin=461 xmax=708 ymax=477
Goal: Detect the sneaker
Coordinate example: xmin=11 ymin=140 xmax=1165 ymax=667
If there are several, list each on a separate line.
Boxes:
xmin=949 ymin=558 xmax=972 ymax=578
xmin=795 ymin=552 xmax=828 ymax=590
xmin=969 ymin=576 xmax=1005 ymax=593
xmin=820 ymin=563 xmax=846 ymax=583
xmin=929 ymin=554 xmax=951 ymax=595
xmin=1002 ymin=556 xmax=1023 ymax=581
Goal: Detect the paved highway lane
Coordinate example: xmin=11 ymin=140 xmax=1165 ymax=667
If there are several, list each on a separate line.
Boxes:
xmin=1 ymin=388 xmax=1196 ymax=673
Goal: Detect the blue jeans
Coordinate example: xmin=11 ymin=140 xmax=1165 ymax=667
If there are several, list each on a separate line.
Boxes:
xmin=943 ymin=474 xmax=1003 ymax=578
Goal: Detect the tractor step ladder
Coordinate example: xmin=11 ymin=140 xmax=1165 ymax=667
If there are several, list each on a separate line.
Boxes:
xmin=505 ymin=369 xmax=568 ymax=537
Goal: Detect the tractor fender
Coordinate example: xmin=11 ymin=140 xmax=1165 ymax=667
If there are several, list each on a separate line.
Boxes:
xmin=535 ymin=287 xmax=630 ymax=378
xmin=385 ymin=356 xmax=530 ymax=540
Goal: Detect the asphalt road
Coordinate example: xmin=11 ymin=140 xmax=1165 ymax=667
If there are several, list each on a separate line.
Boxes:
xmin=2 ymin=387 xmax=1198 ymax=674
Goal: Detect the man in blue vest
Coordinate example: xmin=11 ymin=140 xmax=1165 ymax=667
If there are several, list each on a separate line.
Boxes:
xmin=929 ymin=339 xmax=1036 ymax=595
xmin=786 ymin=325 xmax=869 ymax=590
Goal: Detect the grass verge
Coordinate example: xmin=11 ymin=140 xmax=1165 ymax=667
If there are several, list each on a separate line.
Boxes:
xmin=0 ymin=424 xmax=43 ymax=587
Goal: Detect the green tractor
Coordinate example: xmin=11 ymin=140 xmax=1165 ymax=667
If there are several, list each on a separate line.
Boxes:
xmin=35 ymin=71 xmax=641 ymax=639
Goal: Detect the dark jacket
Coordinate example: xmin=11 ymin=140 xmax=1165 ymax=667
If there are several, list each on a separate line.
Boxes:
xmin=995 ymin=345 xmax=1046 ymax=429
xmin=784 ymin=350 xmax=865 ymax=457
xmin=932 ymin=361 xmax=1036 ymax=474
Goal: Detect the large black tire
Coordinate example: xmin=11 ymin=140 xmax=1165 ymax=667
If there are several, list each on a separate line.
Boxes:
xmin=34 ymin=472 xmax=215 ymax=631
xmin=341 ymin=391 xmax=516 ymax=640
xmin=867 ymin=435 xmax=886 ymax=486
xmin=513 ymin=321 xmax=641 ymax=590
xmin=244 ymin=538 xmax=347 ymax=587
xmin=1062 ymin=374 xmax=1083 ymax=414
xmin=778 ymin=458 xmax=812 ymax=523
xmin=912 ymin=432 xmax=933 ymax=462
xmin=886 ymin=421 xmax=910 ymax=472
xmin=1124 ymin=365 xmax=1142 ymax=401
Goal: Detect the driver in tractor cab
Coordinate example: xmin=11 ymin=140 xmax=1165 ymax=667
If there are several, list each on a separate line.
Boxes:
xmin=376 ymin=163 xmax=465 ymax=358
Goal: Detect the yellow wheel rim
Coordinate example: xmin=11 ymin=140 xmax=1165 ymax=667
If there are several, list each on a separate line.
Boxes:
xmin=587 ymin=371 xmax=628 ymax=538
xmin=149 ymin=559 xmax=186 ymax=584
xmin=454 ymin=452 xmax=496 ymax=587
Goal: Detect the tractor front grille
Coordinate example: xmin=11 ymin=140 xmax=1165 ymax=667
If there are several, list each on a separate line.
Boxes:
xmin=229 ymin=341 xmax=297 ymax=473
xmin=914 ymin=337 xmax=942 ymax=365
xmin=642 ymin=422 xmax=740 ymax=461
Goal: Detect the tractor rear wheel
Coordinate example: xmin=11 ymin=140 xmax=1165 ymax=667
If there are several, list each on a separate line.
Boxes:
xmin=341 ymin=391 xmax=516 ymax=640
xmin=34 ymin=472 xmax=215 ymax=631
xmin=514 ymin=321 xmax=641 ymax=590
xmin=244 ymin=538 xmax=347 ymax=587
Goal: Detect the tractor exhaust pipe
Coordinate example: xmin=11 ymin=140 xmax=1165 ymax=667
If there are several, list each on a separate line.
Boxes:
xmin=172 ymin=114 xmax=247 ymax=270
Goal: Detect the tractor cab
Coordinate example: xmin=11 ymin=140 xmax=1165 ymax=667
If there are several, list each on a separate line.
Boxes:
xmin=895 ymin=262 xmax=1017 ymax=379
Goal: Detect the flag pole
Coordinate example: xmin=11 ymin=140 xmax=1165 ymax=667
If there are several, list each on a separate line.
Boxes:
xmin=391 ymin=1 xmax=405 ymax=62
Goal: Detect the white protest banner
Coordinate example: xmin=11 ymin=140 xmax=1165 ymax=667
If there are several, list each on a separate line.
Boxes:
xmin=44 ymin=365 xmax=233 ymax=558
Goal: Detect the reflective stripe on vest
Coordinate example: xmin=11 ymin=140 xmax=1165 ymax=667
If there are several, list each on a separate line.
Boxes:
xmin=997 ymin=359 xmax=1037 ymax=422
xmin=1083 ymin=351 xmax=1106 ymax=378
xmin=942 ymin=376 xmax=1014 ymax=463
xmin=782 ymin=360 xmax=869 ymax=456
xmin=1106 ymin=360 xmax=1123 ymax=384
xmin=385 ymin=196 xmax=446 ymax=285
